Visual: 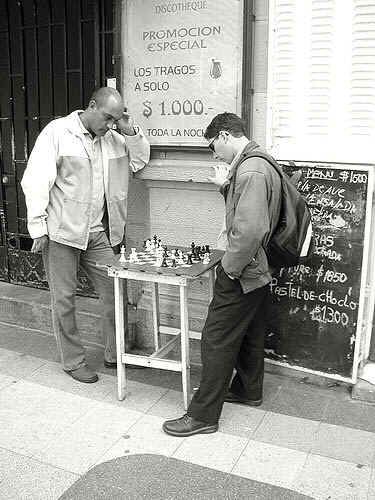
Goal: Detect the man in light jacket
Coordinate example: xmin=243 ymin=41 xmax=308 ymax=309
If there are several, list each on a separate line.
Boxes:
xmin=21 ymin=87 xmax=150 ymax=383
xmin=163 ymin=112 xmax=281 ymax=436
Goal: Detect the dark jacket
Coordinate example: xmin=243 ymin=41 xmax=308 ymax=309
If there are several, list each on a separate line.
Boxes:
xmin=221 ymin=141 xmax=281 ymax=293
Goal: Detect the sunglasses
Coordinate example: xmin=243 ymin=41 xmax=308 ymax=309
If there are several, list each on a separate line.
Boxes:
xmin=207 ymin=134 xmax=218 ymax=152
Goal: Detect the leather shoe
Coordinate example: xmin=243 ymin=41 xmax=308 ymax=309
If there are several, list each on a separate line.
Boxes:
xmin=65 ymin=366 xmax=98 ymax=384
xmin=104 ymin=360 xmax=146 ymax=369
xmin=162 ymin=414 xmax=218 ymax=437
xmin=225 ymin=391 xmax=262 ymax=406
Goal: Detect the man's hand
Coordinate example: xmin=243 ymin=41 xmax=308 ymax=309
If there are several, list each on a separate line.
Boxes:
xmin=31 ymin=235 xmax=49 ymax=253
xmin=116 ymin=110 xmax=136 ymax=136
xmin=208 ymin=164 xmax=230 ymax=187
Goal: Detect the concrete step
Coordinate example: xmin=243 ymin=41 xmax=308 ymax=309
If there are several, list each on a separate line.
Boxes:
xmin=0 ymin=281 xmax=105 ymax=348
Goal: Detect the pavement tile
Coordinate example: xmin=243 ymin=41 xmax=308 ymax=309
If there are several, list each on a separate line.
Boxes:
xmin=173 ymin=431 xmax=247 ymax=473
xmin=31 ymin=426 xmax=118 ymax=475
xmin=0 ymin=413 xmax=65 ymax=456
xmin=232 ymin=440 xmax=307 ymax=489
xmin=0 ymin=347 xmax=46 ymax=378
xmin=68 ymin=401 xmax=143 ymax=439
xmin=259 ymin=372 xmax=284 ymax=408
xmin=25 ymin=361 xmax=114 ymax=401
xmin=323 ymin=397 xmax=375 ymax=433
xmin=146 ymin=389 xmax=188 ymax=418
xmin=0 ymin=380 xmax=98 ymax=424
xmin=104 ymin=380 xmax=169 ymax=412
xmin=367 ymin=467 xmax=375 ymax=499
xmin=122 ymin=414 xmax=187 ymax=456
xmin=253 ymin=411 xmax=320 ymax=453
xmin=265 ymin=381 xmax=331 ymax=420
xmin=0 ymin=447 xmax=78 ymax=500
xmin=0 ymin=373 xmax=17 ymax=390
xmin=294 ymin=453 xmax=371 ymax=500
xmin=312 ymin=422 xmax=375 ymax=466
xmin=219 ymin=403 xmax=266 ymax=438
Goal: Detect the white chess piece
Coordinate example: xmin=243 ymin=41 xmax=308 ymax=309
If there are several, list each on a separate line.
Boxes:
xmin=129 ymin=248 xmax=139 ymax=263
xmin=119 ymin=245 xmax=126 ymax=263
xmin=177 ymin=250 xmax=185 ymax=265
xmin=203 ymin=252 xmax=211 ymax=265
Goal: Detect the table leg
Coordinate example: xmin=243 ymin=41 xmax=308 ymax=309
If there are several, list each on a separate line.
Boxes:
xmin=151 ymin=282 xmax=160 ymax=351
xmin=114 ymin=276 xmax=126 ymax=400
xmin=180 ymin=284 xmax=191 ymax=410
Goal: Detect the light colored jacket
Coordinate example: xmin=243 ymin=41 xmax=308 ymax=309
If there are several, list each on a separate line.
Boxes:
xmin=221 ymin=141 xmax=281 ymax=293
xmin=21 ymin=111 xmax=150 ymax=250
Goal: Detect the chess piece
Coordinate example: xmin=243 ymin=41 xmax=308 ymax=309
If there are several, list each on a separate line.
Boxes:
xmin=203 ymin=252 xmax=211 ymax=265
xmin=186 ymin=252 xmax=193 ymax=265
xmin=129 ymin=248 xmax=139 ymax=263
xmin=119 ymin=245 xmax=126 ymax=263
xmin=177 ymin=250 xmax=185 ymax=265
xmin=145 ymin=239 xmax=151 ymax=251
xmin=155 ymin=253 xmax=163 ymax=267
xmin=161 ymin=255 xmax=168 ymax=267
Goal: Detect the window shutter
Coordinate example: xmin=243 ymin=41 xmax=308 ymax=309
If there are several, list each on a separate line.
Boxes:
xmin=267 ymin=0 xmax=375 ymax=162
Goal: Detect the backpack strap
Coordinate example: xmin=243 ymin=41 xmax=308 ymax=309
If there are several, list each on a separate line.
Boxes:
xmin=231 ymin=150 xmax=283 ymax=247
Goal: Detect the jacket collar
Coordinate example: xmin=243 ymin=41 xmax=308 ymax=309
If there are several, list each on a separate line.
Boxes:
xmin=65 ymin=110 xmax=90 ymax=137
xmin=227 ymin=140 xmax=259 ymax=180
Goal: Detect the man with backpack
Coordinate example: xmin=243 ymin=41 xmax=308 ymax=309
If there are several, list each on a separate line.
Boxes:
xmin=163 ymin=112 xmax=283 ymax=437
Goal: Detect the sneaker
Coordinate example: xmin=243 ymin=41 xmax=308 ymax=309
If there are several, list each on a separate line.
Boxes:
xmin=162 ymin=414 xmax=218 ymax=437
xmin=65 ymin=365 xmax=98 ymax=384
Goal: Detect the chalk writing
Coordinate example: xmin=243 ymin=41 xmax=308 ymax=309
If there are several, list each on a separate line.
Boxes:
xmin=266 ymin=163 xmax=370 ymax=378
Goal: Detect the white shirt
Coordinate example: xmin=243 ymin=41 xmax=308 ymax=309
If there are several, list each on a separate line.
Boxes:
xmin=77 ymin=115 xmax=106 ymax=233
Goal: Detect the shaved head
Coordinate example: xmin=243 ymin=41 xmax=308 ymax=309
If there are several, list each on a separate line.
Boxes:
xmin=80 ymin=87 xmax=125 ymax=137
xmin=89 ymin=87 xmax=123 ymax=109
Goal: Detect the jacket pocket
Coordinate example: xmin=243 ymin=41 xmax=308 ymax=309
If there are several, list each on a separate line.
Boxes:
xmin=242 ymin=247 xmax=268 ymax=278
xmin=56 ymin=197 xmax=89 ymax=243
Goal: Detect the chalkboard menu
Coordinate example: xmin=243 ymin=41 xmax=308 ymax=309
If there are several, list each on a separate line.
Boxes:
xmin=265 ymin=162 xmax=373 ymax=381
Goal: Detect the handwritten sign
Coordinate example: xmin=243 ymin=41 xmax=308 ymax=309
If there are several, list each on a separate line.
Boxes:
xmin=122 ymin=0 xmax=243 ymax=146
xmin=266 ymin=163 xmax=373 ymax=381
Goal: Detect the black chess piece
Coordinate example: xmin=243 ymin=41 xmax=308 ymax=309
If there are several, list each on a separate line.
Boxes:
xmin=161 ymin=255 xmax=168 ymax=267
xmin=186 ymin=252 xmax=193 ymax=265
xmin=205 ymin=244 xmax=211 ymax=254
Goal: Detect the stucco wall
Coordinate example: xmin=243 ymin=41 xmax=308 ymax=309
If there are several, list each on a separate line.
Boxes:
xmin=125 ymin=0 xmax=269 ymax=348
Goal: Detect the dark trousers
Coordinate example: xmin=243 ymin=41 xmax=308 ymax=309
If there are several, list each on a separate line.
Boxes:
xmin=187 ymin=264 xmax=268 ymax=424
xmin=42 ymin=232 xmax=128 ymax=371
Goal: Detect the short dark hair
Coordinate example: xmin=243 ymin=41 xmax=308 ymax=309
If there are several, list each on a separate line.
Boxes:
xmin=204 ymin=112 xmax=247 ymax=140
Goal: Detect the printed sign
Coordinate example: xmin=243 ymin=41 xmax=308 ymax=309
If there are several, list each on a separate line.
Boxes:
xmin=122 ymin=0 xmax=243 ymax=146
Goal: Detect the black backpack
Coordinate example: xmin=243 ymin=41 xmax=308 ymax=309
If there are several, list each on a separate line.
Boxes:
xmin=235 ymin=151 xmax=314 ymax=269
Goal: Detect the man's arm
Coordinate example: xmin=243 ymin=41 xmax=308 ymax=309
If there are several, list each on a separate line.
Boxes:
xmin=221 ymin=169 xmax=270 ymax=278
xmin=21 ymin=123 xmax=58 ymax=242
xmin=117 ymin=111 xmax=150 ymax=172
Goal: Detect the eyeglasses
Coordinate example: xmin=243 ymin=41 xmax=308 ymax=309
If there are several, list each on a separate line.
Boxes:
xmin=207 ymin=135 xmax=218 ymax=152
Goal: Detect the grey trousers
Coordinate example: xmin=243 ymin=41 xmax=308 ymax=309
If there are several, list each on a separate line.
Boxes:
xmin=42 ymin=232 xmax=127 ymax=371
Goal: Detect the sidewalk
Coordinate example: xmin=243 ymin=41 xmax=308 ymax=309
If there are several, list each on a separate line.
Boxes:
xmin=1 ymin=321 xmax=375 ymax=499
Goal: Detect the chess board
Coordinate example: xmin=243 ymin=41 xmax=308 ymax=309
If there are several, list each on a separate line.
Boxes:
xmin=109 ymin=247 xmax=224 ymax=279
xmin=122 ymin=250 xmax=193 ymax=268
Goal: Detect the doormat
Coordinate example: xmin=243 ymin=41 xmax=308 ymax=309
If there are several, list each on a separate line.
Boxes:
xmin=59 ymin=453 xmax=313 ymax=499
